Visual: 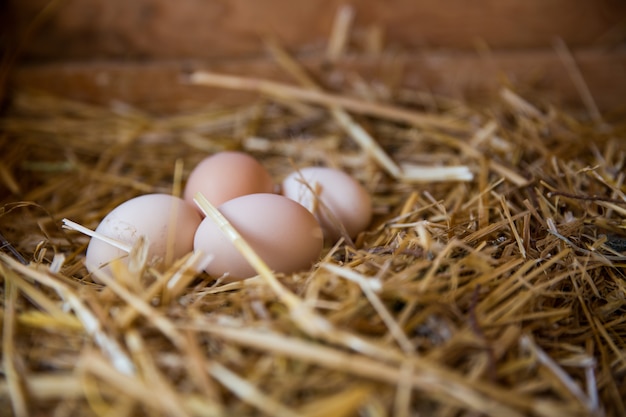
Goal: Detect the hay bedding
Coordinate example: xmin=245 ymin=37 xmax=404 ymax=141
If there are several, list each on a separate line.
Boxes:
xmin=1 ymin=29 xmax=626 ymax=417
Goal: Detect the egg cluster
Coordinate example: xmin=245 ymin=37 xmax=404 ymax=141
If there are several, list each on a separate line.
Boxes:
xmin=85 ymin=151 xmax=372 ymax=281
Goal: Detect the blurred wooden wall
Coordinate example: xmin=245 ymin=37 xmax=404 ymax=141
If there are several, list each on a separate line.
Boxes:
xmin=10 ymin=0 xmax=626 ymax=60
xmin=4 ymin=0 xmax=626 ymax=112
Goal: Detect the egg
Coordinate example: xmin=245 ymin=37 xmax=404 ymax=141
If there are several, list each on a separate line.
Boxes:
xmin=85 ymin=194 xmax=202 ymax=273
xmin=194 ymin=193 xmax=323 ymax=280
xmin=183 ymin=151 xmax=275 ymax=212
xmin=281 ymin=166 xmax=372 ymax=242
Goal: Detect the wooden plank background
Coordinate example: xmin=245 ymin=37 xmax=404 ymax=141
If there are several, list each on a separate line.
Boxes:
xmin=4 ymin=0 xmax=626 ymax=112
xmin=11 ymin=49 xmax=625 ymax=113
xmin=8 ymin=0 xmax=626 ymax=60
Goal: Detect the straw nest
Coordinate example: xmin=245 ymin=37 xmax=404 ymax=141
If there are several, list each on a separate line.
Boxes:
xmin=1 ymin=27 xmax=626 ymax=417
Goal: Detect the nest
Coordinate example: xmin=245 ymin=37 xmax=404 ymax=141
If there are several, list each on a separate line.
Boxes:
xmin=1 ymin=14 xmax=626 ymax=417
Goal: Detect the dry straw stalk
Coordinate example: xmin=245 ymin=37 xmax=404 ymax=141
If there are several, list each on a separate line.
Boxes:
xmin=1 ymin=11 xmax=626 ymax=417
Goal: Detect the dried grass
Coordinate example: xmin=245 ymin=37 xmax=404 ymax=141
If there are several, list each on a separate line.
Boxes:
xmin=1 ymin=14 xmax=626 ymax=417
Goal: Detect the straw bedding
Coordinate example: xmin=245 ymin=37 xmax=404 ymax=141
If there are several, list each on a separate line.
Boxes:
xmin=1 ymin=38 xmax=625 ymax=417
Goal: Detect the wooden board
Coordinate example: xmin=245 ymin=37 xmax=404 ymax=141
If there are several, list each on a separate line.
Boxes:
xmin=10 ymin=48 xmax=626 ymax=114
xmin=8 ymin=0 xmax=626 ymax=61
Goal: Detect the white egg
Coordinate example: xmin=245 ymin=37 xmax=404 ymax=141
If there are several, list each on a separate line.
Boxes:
xmin=281 ymin=167 xmax=372 ymax=242
xmin=86 ymin=194 xmax=202 ymax=274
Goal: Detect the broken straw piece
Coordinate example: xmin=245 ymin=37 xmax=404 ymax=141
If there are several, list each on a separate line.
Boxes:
xmin=400 ymin=164 xmax=474 ymax=182
xmin=62 ymin=218 xmax=132 ymax=253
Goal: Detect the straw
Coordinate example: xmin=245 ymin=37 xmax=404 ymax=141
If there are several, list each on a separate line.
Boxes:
xmin=1 ymin=17 xmax=626 ymax=415
xmin=264 ymin=38 xmax=403 ymax=179
xmin=187 ymin=72 xmax=468 ymax=132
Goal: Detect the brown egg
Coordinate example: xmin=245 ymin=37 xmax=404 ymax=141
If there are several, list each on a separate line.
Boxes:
xmin=194 ymin=193 xmax=324 ymax=280
xmin=183 ymin=151 xmax=275 ymax=213
xmin=281 ymin=167 xmax=372 ymax=242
